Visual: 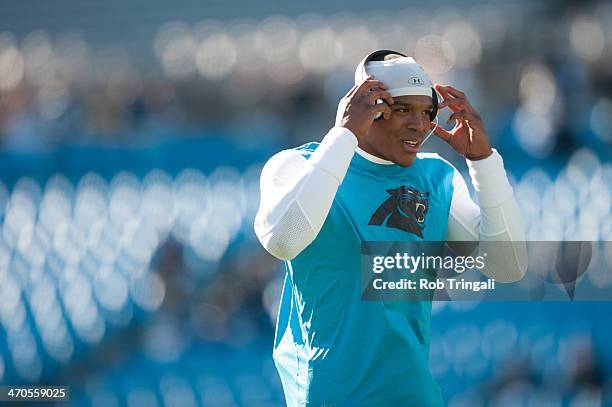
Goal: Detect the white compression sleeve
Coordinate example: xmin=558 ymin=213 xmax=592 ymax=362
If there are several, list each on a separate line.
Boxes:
xmin=447 ymin=150 xmax=528 ymax=282
xmin=254 ymin=127 xmax=357 ymax=260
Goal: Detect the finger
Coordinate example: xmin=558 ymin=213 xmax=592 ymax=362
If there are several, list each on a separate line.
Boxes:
xmin=435 ymin=84 xmax=475 ymax=111
xmin=435 ymin=84 xmax=464 ymax=97
xmin=447 ymin=111 xmax=464 ymax=124
xmin=434 ymin=84 xmax=454 ymax=99
xmin=450 ymin=110 xmax=481 ymax=124
xmin=441 ymin=100 xmax=475 ymax=115
xmin=383 ymin=104 xmax=392 ymax=120
xmin=435 ymin=84 xmax=459 ymax=95
xmin=345 ymin=84 xmax=359 ymax=97
xmin=434 ymin=85 xmax=461 ymax=112
xmin=443 ymin=85 xmax=467 ymax=99
xmin=438 ymin=100 xmax=463 ymax=113
xmin=447 ymin=110 xmax=481 ymax=124
xmin=361 ymin=79 xmax=387 ymax=92
xmin=438 ymin=98 xmax=467 ymax=110
xmin=431 ymin=122 xmax=453 ymax=142
xmin=356 ymin=79 xmax=387 ymax=95
xmin=367 ymin=89 xmax=394 ymax=106
xmin=371 ymin=102 xmax=392 ymax=120
xmin=435 ymin=85 xmax=467 ymax=109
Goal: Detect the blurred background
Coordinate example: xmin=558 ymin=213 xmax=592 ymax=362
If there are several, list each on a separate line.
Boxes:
xmin=0 ymin=0 xmax=611 ymax=405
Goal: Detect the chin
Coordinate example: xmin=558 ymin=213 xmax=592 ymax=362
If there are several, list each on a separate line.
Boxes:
xmin=394 ymin=153 xmax=417 ymax=167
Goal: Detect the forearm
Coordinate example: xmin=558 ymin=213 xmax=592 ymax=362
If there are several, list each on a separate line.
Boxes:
xmin=448 ymin=150 xmax=528 ymax=282
xmin=469 ymin=150 xmax=527 ymax=282
xmin=467 ymin=150 xmax=525 ymax=239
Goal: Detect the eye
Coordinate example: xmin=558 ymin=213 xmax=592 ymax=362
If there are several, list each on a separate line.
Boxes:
xmin=423 ymin=110 xmax=432 ymax=116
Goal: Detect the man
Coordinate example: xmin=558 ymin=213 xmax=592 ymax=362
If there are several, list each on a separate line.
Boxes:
xmin=254 ymin=50 xmax=527 ymax=406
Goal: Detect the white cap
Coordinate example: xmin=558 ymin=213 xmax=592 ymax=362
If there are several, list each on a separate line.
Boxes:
xmin=354 ymin=55 xmax=433 ymax=98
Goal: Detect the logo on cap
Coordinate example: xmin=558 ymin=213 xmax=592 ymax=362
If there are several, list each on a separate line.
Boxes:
xmin=409 ymin=76 xmax=424 ymax=86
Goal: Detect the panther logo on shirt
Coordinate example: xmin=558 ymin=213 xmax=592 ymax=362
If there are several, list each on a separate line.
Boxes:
xmin=368 ymin=186 xmax=430 ymax=238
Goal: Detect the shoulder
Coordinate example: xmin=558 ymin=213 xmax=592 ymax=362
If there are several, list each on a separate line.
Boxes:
xmin=260 ymin=142 xmax=319 ymax=181
xmin=293 ymin=142 xmax=320 ymax=159
xmin=264 ymin=141 xmax=320 ymax=169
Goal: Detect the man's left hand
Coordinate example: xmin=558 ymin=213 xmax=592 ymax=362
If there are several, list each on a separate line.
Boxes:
xmin=430 ymin=84 xmax=493 ymax=161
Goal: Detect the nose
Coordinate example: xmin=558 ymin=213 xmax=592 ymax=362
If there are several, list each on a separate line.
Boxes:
xmin=404 ymin=112 xmax=429 ymax=134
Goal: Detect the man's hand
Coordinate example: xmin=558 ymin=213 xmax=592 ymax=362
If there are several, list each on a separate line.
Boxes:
xmin=431 ymin=84 xmax=493 ymax=161
xmin=335 ymin=76 xmax=394 ymax=140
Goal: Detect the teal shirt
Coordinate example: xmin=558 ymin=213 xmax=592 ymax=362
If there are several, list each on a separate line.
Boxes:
xmin=273 ymin=143 xmax=456 ymax=406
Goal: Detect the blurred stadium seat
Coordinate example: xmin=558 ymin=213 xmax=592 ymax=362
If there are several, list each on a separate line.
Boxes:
xmin=0 ymin=145 xmax=610 ymax=405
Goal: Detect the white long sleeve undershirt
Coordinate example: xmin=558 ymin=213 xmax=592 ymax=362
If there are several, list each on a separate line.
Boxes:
xmin=254 ymin=127 xmax=527 ymax=282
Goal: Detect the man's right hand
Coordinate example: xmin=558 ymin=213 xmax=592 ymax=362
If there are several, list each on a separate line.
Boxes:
xmin=335 ymin=76 xmax=394 ymax=141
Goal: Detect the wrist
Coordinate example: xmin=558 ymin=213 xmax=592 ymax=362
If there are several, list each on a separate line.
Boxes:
xmin=340 ymin=124 xmax=364 ymax=141
xmin=466 ymin=148 xmax=493 ymax=161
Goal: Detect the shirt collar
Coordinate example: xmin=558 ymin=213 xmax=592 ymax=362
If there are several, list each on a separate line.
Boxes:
xmin=355 ymin=147 xmax=394 ymax=165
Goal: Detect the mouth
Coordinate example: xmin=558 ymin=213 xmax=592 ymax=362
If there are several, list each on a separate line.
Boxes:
xmin=401 ymin=139 xmax=421 ymax=153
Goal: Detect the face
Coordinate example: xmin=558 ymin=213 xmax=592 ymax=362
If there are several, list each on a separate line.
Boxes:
xmin=359 ymin=95 xmax=433 ymax=167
